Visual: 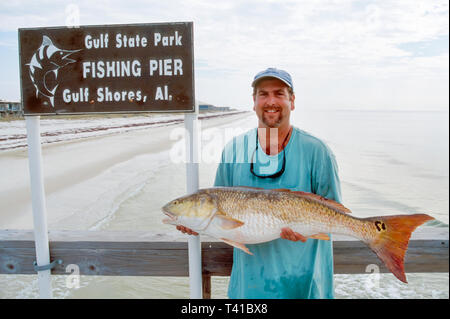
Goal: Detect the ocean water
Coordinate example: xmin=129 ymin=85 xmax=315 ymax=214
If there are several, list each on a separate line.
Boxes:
xmin=293 ymin=109 xmax=449 ymax=225
xmin=0 ymin=109 xmax=448 ymax=299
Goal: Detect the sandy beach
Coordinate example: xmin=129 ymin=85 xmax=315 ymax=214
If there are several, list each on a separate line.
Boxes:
xmin=0 ymin=111 xmax=254 ymax=230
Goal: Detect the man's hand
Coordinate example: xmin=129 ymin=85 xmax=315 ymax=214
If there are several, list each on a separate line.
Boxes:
xmin=280 ymin=227 xmax=307 ymax=242
xmin=176 ymin=225 xmax=199 ymax=236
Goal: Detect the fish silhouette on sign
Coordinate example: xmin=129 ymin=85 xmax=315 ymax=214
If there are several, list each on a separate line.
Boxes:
xmin=27 ymin=36 xmax=81 ymax=107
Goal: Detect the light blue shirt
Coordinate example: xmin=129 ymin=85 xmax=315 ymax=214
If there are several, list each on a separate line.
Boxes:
xmin=214 ymin=127 xmax=342 ymax=299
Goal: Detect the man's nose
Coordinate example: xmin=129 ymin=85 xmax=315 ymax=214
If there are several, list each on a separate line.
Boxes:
xmin=266 ymin=94 xmax=277 ymax=106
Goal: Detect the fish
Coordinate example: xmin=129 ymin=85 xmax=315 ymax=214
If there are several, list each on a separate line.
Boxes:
xmin=162 ymin=186 xmax=434 ymax=283
xmin=27 ymin=35 xmax=81 ymax=107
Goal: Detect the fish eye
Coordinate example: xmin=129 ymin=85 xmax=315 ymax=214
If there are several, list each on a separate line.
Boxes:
xmin=173 ymin=200 xmax=178 ymax=205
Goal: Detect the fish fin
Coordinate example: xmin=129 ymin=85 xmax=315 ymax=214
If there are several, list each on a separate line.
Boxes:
xmin=49 ymin=95 xmax=55 ymax=107
xmin=214 ymin=212 xmax=244 ymax=230
xmin=272 ymin=188 xmax=291 ymax=192
xmin=309 ymin=233 xmax=330 ymax=240
xmin=274 ymin=189 xmax=352 ymax=214
xmin=50 ymin=84 xmax=58 ymax=95
xmin=365 ymin=214 xmax=434 ymax=283
xmin=220 ymin=238 xmax=253 ymax=255
xmin=42 ymin=35 xmax=53 ymax=47
xmin=214 ymin=214 xmax=244 ymax=230
xmin=233 ymin=186 xmax=264 ymax=191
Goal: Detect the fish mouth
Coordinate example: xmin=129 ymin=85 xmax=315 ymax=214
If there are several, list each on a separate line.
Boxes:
xmin=162 ymin=206 xmax=177 ymax=224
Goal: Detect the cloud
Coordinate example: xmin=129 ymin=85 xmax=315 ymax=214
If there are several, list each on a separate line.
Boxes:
xmin=0 ymin=0 xmax=448 ymax=109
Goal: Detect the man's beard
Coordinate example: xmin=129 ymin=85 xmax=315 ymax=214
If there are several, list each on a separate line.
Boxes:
xmin=262 ymin=109 xmax=283 ymax=128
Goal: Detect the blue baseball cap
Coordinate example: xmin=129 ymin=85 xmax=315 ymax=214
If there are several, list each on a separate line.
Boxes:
xmin=251 ymin=67 xmax=294 ymax=91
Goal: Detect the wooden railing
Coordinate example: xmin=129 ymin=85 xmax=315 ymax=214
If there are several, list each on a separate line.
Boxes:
xmin=0 ymin=227 xmax=448 ymax=298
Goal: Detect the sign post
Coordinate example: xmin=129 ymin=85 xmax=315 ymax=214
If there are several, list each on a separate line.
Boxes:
xmin=25 ymin=115 xmax=52 ymax=298
xmin=184 ymin=101 xmax=202 ymax=298
xmin=19 ymin=22 xmax=199 ymax=298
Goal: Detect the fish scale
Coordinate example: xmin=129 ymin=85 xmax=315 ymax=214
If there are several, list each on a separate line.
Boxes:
xmin=216 ymin=189 xmax=347 ymax=236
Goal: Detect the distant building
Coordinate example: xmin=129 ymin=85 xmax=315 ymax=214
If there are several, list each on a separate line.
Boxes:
xmin=198 ymin=100 xmax=232 ymax=112
xmin=0 ymin=101 xmax=22 ymax=116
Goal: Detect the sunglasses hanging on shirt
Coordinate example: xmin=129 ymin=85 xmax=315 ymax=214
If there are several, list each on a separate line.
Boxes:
xmin=250 ymin=127 xmax=292 ymax=179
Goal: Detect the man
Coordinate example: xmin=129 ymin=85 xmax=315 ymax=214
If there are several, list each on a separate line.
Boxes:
xmin=178 ymin=68 xmax=342 ymax=299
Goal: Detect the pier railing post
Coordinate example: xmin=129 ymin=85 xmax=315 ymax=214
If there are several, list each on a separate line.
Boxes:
xmin=202 ymin=274 xmax=212 ymax=299
xmin=184 ymin=105 xmax=202 ymax=299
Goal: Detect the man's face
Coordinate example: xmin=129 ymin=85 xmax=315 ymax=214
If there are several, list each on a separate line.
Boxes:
xmin=253 ymin=78 xmax=295 ymax=129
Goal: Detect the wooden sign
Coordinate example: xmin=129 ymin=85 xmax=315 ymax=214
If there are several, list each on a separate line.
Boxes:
xmin=19 ymin=22 xmax=195 ymax=115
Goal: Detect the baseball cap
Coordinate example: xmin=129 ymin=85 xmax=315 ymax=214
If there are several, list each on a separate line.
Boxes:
xmin=251 ymin=67 xmax=294 ymax=91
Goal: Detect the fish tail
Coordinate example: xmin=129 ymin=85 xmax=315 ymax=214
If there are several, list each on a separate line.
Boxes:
xmin=364 ymin=213 xmax=433 ymax=283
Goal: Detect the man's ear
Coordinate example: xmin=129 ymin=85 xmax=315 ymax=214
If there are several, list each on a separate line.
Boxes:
xmin=253 ymin=95 xmax=256 ymax=111
xmin=290 ymin=94 xmax=295 ymax=111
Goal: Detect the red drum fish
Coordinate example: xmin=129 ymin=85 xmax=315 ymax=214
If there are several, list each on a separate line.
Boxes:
xmin=162 ymin=187 xmax=433 ymax=283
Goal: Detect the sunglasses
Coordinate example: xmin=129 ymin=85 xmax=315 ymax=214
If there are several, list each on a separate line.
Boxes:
xmin=250 ymin=128 xmax=291 ymax=179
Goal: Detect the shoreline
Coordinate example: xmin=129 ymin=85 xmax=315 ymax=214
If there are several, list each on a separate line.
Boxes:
xmin=0 ymin=110 xmax=250 ymax=152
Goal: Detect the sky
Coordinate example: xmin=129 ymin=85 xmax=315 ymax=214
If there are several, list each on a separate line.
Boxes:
xmin=0 ymin=0 xmax=448 ymax=111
